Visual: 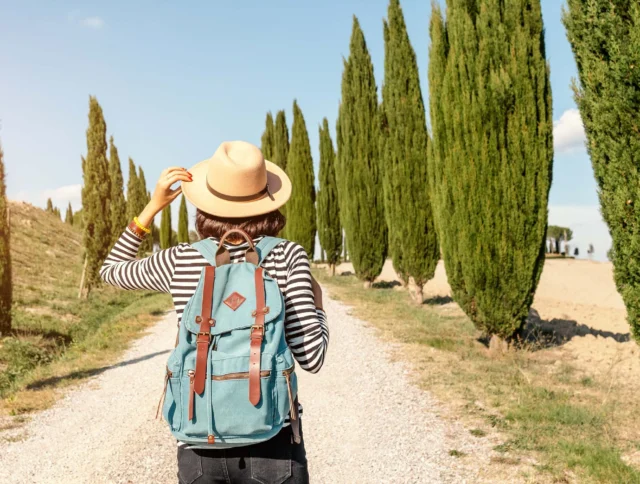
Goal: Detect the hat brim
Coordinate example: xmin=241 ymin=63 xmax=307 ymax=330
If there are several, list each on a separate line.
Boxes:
xmin=181 ymin=158 xmax=292 ymax=218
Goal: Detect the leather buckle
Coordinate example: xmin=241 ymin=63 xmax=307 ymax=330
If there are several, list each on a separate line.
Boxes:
xmin=250 ymin=325 xmax=265 ymax=338
xmin=196 ymin=331 xmax=211 ymax=342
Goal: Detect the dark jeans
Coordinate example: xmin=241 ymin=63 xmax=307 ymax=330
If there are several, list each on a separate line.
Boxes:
xmin=177 ymin=425 xmax=309 ymax=484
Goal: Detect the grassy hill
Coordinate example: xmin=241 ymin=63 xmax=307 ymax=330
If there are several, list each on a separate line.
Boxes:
xmin=0 ymin=202 xmax=170 ymax=415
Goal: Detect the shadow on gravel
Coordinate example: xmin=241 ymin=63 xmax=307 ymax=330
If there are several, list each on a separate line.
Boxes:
xmin=25 ymin=349 xmax=171 ymax=390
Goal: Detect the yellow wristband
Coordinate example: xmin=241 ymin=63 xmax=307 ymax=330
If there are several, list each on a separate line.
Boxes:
xmin=133 ymin=216 xmax=151 ymax=234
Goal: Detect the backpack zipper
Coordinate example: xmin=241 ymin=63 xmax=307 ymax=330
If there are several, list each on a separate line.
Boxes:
xmin=211 ymin=370 xmax=271 ymax=381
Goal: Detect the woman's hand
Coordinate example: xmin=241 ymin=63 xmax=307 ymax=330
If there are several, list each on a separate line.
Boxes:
xmin=310 ymin=275 xmax=323 ymax=310
xmin=137 ymin=167 xmax=192 ymax=227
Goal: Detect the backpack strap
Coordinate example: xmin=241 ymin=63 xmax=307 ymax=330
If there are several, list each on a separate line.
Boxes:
xmin=191 ymin=239 xmax=219 ymax=266
xmin=249 ymin=267 xmax=268 ymax=406
xmin=194 ymin=266 xmax=216 ymax=399
xmin=255 ymin=237 xmax=286 ymax=265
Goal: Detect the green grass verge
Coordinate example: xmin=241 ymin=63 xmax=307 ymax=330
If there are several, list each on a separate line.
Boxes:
xmin=0 ymin=290 xmax=171 ymax=414
xmin=315 ymin=270 xmax=640 ymax=484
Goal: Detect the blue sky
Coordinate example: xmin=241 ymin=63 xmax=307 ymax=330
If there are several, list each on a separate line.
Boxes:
xmin=0 ymin=0 xmax=610 ymax=260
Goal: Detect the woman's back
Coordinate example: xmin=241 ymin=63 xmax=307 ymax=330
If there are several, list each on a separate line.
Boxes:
xmin=101 ymin=231 xmax=328 ymax=374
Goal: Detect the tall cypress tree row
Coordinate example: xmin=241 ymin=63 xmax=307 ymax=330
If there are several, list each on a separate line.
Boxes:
xmin=336 ymin=17 xmax=388 ymax=285
xmin=286 ymin=100 xmax=316 ymax=257
xmin=65 ymin=202 xmax=73 ymax=225
xmin=81 ymin=96 xmax=112 ymax=295
xmin=108 ymin=136 xmax=127 ymax=244
xmin=178 ymin=194 xmax=189 ymax=243
xmin=46 ymin=198 xmax=54 ymax=213
xmin=563 ymin=1 xmax=640 ymax=343
xmin=138 ymin=168 xmax=154 ymax=254
xmin=160 ymin=205 xmax=172 ymax=249
xmin=0 ymin=142 xmax=11 ymax=335
xmin=261 ymin=112 xmax=275 ymax=160
xmin=317 ymin=118 xmax=342 ymax=275
xmin=382 ymin=0 xmax=438 ymax=301
xmin=429 ymin=0 xmax=553 ymax=338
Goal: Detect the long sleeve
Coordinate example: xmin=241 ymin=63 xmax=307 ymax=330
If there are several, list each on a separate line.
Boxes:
xmin=282 ymin=243 xmax=329 ymax=374
xmin=100 ymin=227 xmax=180 ymax=293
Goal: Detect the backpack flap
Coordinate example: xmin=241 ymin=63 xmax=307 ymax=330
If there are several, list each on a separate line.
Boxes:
xmin=182 ymin=263 xmax=282 ymax=338
xmin=190 ymin=238 xmax=219 ymax=266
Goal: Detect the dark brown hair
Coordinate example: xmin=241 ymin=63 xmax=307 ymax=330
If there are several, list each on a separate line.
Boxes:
xmin=195 ymin=209 xmax=286 ymax=241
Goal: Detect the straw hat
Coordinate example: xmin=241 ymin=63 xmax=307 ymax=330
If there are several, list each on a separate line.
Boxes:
xmin=181 ymin=141 xmax=291 ymax=218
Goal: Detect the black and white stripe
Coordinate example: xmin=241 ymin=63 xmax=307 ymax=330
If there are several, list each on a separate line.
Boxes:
xmin=101 ymin=228 xmax=329 ymax=374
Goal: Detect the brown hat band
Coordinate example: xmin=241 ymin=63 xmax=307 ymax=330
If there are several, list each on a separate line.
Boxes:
xmin=206 ymin=179 xmax=275 ymax=202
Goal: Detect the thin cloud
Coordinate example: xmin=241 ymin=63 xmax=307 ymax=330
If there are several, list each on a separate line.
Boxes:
xmin=81 ymin=16 xmax=105 ymax=29
xmin=554 ymin=108 xmax=587 ymax=154
xmin=13 ymin=184 xmax=83 ymax=210
xmin=42 ymin=184 xmax=82 ymax=208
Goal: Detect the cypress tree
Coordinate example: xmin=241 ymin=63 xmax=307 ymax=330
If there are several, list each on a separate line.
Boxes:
xmin=160 ymin=205 xmax=172 ymax=249
xmin=317 ymin=118 xmax=342 ymax=275
xmin=563 ymin=1 xmax=640 ymax=342
xmin=138 ymin=169 xmax=154 ymax=254
xmin=81 ymin=96 xmax=112 ymax=295
xmin=0 ymin=142 xmax=11 ymax=335
xmin=336 ymin=17 xmax=388 ymax=285
xmin=73 ymin=208 xmax=84 ymax=228
xmin=46 ymin=198 xmax=54 ymax=213
xmin=273 ymin=110 xmax=290 ymax=172
xmin=108 ymin=136 xmax=127 ymax=243
xmin=429 ymin=0 xmax=553 ymax=338
xmin=65 ymin=203 xmax=73 ymax=225
xmin=382 ymin=0 xmax=439 ymax=301
xmin=178 ymin=194 xmax=189 ymax=243
xmin=274 ymin=110 xmax=290 ymax=238
xmin=285 ymin=101 xmax=316 ymax=257
xmin=261 ymin=112 xmax=275 ymax=160
xmin=126 ymin=158 xmax=140 ymax=221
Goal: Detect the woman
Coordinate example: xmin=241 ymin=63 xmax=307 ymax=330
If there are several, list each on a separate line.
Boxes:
xmin=100 ymin=140 xmax=328 ymax=484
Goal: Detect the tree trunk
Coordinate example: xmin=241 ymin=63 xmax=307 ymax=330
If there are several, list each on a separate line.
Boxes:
xmin=330 ymin=264 xmax=336 ymax=277
xmin=407 ymin=277 xmax=424 ymax=303
xmin=488 ymin=334 xmax=509 ymax=356
xmin=78 ymin=256 xmax=89 ymax=299
xmin=363 ymin=280 xmax=372 ymax=289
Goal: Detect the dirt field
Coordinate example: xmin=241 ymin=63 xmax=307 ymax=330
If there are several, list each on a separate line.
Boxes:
xmin=336 ymin=258 xmax=640 ymax=388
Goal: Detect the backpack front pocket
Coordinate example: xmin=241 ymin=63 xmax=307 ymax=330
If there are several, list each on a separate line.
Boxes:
xmin=210 ymin=356 xmax=275 ymax=437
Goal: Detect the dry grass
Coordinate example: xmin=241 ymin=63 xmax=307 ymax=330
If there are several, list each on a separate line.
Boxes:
xmin=0 ymin=202 xmax=171 ymax=416
xmin=314 ymin=269 xmax=640 ymax=484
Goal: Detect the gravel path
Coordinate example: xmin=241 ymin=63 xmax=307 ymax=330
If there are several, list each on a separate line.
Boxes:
xmin=0 ymin=288 xmax=496 ymax=484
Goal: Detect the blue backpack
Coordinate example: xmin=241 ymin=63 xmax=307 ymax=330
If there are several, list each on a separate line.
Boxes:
xmin=157 ymin=229 xmax=300 ymax=448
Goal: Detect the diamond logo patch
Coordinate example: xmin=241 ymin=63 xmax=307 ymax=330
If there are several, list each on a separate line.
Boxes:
xmin=223 ymin=292 xmax=246 ymax=311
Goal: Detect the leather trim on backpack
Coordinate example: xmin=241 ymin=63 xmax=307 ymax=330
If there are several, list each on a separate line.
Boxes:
xmin=249 ymin=267 xmax=267 ymax=406
xmin=194 ymin=266 xmax=216 ymax=396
